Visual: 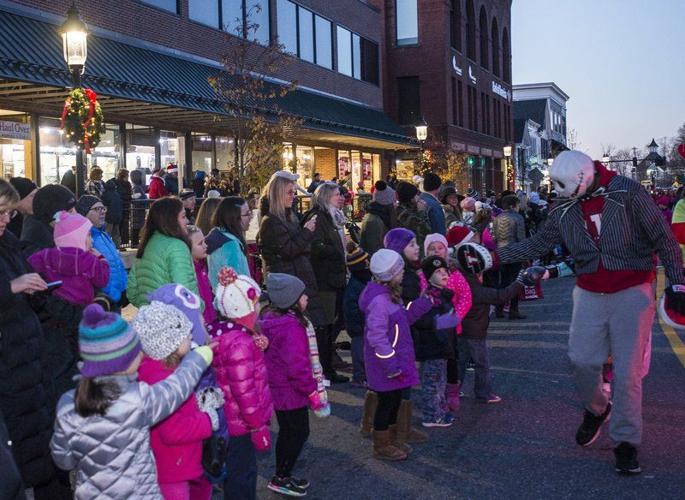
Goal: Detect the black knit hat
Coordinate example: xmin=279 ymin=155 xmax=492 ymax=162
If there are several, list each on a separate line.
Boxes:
xmin=33 ymin=184 xmax=77 ymax=224
xmin=76 ymin=194 xmax=102 ymax=216
xmin=396 ymin=181 xmax=419 ymax=204
xmin=423 ymin=172 xmax=442 ymax=192
xmin=421 ymin=255 xmax=448 ymax=281
xmin=346 ymin=242 xmax=369 ymax=272
xmin=9 ymin=177 xmax=37 ymax=200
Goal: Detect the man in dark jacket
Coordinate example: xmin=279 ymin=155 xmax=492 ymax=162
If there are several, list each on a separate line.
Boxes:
xmin=20 ymin=184 xmax=76 ymax=258
xmin=7 ymin=178 xmax=36 ymax=239
xmin=59 ymin=166 xmax=76 ymax=194
xmin=359 ymin=180 xmax=396 ymax=255
xmin=102 ymin=178 xmax=124 ymax=247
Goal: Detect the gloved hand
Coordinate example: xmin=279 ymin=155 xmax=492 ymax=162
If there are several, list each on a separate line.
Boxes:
xmin=665 ymin=284 xmax=685 ymax=315
xmin=308 ymin=390 xmax=325 ymax=411
xmin=517 ymin=266 xmax=547 ymax=286
xmin=434 ymin=311 xmax=459 ymax=330
xmin=194 ymin=345 xmax=214 ymax=366
xmin=251 ymin=426 xmax=271 ymax=452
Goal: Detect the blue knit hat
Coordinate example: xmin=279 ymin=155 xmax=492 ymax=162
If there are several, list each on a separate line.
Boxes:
xmin=79 ymin=304 xmax=142 ymax=377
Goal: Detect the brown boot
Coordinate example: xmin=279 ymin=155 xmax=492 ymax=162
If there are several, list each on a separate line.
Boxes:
xmin=397 ymin=400 xmax=429 ymax=444
xmin=388 ymin=424 xmax=412 ymax=454
xmin=359 ymin=391 xmax=378 ymax=438
xmin=372 ymin=430 xmax=407 ymax=461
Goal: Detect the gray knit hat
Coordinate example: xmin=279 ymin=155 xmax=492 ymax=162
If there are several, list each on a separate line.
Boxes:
xmin=265 ymin=273 xmax=305 ymax=310
xmin=372 ymin=181 xmax=396 ymax=206
xmin=132 ymin=301 xmax=193 ymax=360
xmin=370 ymin=249 xmax=404 ymax=282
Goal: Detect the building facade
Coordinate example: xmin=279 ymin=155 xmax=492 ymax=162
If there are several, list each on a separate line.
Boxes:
xmin=0 ymin=0 xmax=416 ymax=190
xmin=378 ymin=0 xmax=513 ymax=192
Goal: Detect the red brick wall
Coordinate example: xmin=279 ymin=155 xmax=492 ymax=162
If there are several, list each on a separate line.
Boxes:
xmin=7 ymin=0 xmax=383 ymax=108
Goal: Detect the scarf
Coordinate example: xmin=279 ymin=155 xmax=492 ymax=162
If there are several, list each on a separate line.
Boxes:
xmin=305 ymin=320 xmax=330 ymax=418
xmin=329 ymin=206 xmax=347 ymax=253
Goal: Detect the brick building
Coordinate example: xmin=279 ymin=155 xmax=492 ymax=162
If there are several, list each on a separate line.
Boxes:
xmin=0 ymin=0 xmax=416 ymax=189
xmin=378 ymin=0 xmax=513 ymax=192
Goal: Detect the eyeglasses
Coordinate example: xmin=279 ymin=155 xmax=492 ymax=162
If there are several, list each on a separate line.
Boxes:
xmin=0 ymin=209 xmax=17 ymax=219
xmin=90 ymin=206 xmax=107 ymax=213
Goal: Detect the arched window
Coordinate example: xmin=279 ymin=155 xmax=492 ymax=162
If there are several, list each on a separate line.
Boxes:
xmin=479 ymin=6 xmax=488 ymax=69
xmin=491 ymin=18 xmax=500 ymax=77
xmin=502 ymin=27 xmax=511 ymax=83
xmin=450 ymin=0 xmax=462 ymax=52
xmin=466 ymin=0 xmax=475 ymax=60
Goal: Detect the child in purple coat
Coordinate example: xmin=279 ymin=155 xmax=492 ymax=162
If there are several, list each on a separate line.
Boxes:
xmin=260 ymin=273 xmax=327 ymax=498
xmin=359 ymin=249 xmax=433 ymax=461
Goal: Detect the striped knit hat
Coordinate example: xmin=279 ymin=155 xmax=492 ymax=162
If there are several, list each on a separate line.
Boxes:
xmin=346 ymin=242 xmax=369 ymax=272
xmin=79 ymin=304 xmax=142 ymax=377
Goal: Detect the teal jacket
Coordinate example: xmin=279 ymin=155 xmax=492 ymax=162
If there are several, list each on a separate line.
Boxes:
xmin=206 ymin=228 xmax=250 ymax=287
xmin=127 ymin=232 xmax=200 ymax=308
xmin=91 ymin=226 xmax=127 ymax=302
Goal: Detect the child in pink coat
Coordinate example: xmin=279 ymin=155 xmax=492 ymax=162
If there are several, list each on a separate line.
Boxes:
xmin=210 ymin=267 xmax=273 ymax=500
xmin=419 ymin=233 xmax=472 ymax=412
xmin=135 ymin=301 xmax=213 ymax=500
xmin=188 ymin=226 xmax=217 ymax=325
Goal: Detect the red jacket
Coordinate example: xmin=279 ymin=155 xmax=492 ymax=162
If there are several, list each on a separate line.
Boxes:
xmin=148 ymin=175 xmax=168 ymax=199
xmin=212 ymin=323 xmax=273 ymax=436
xmin=137 ymin=357 xmax=212 ymax=483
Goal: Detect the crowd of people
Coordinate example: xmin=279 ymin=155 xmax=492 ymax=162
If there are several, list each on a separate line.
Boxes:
xmin=2 ymin=148 xmax=684 ymax=499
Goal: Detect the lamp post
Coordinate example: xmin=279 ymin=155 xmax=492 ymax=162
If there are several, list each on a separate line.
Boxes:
xmin=60 ymin=4 xmax=88 ymax=197
xmin=503 ymin=146 xmax=512 ymax=190
xmin=415 ymin=117 xmax=428 ymax=174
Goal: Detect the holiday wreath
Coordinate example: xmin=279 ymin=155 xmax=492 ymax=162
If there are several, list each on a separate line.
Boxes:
xmin=60 ymin=88 xmax=105 ymax=153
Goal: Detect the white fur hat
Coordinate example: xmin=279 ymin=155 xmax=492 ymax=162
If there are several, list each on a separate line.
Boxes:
xmin=214 ymin=267 xmax=261 ymax=319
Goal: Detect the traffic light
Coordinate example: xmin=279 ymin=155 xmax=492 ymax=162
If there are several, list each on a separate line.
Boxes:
xmin=467 ymin=156 xmax=475 ymax=166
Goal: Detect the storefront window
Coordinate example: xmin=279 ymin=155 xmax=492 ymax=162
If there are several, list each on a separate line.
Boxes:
xmin=159 ymin=130 xmax=179 ymax=168
xmin=282 ymin=143 xmax=295 ymax=171
xmin=295 ymin=146 xmax=314 ymax=188
xmin=39 ymin=117 xmax=77 ymax=186
xmin=395 ymin=158 xmax=414 ymax=181
xmin=0 ymin=112 xmax=31 ymax=180
xmin=192 ymin=133 xmax=213 ymax=174
xmin=216 ymin=136 xmax=235 ymax=172
xmin=126 ymin=124 xmax=156 ymax=176
xmin=337 ymin=150 xmax=351 ymax=182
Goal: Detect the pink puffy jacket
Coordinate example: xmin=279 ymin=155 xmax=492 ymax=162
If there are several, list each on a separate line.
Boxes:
xmin=419 ymin=268 xmax=472 ymax=334
xmin=212 ymin=323 xmax=273 ymax=437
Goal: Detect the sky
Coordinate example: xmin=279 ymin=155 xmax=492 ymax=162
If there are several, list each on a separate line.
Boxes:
xmin=512 ymin=0 xmax=685 ymax=159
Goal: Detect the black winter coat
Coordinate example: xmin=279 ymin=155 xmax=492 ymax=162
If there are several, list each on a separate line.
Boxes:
xmin=258 ymin=209 xmax=326 ymax=325
xmin=0 ymin=231 xmax=56 ymax=491
xmin=302 ymin=207 xmax=347 ymax=291
xmin=413 ymin=287 xmax=454 ymax=361
xmin=401 ymin=263 xmax=421 ymax=305
xmin=19 ymin=215 xmax=53 ymax=259
xmin=0 ymin=409 xmax=26 ymax=500
xmin=343 ymin=273 xmax=370 ymax=338
xmin=102 ymin=179 xmax=124 ymax=225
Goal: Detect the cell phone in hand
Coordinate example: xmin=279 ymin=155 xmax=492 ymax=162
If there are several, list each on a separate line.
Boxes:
xmin=46 ymin=280 xmax=63 ymax=292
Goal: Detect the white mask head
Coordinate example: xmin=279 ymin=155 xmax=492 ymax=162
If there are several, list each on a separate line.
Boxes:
xmin=549 ymin=150 xmax=596 ymax=198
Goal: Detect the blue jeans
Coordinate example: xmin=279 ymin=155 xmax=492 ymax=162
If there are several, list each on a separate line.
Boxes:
xmin=419 ymin=359 xmax=448 ymax=422
xmin=457 ymin=338 xmax=493 ymax=399
xmin=224 ymin=433 xmax=257 ymax=500
xmin=351 ymin=336 xmax=365 ymax=383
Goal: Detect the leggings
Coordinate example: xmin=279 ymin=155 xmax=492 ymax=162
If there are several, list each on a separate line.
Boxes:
xmin=275 ymin=407 xmax=310 ymax=478
xmin=373 ymin=389 xmax=402 ymax=431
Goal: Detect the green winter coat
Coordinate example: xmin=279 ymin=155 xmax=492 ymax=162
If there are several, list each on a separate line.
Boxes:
xmin=127 ymin=232 xmax=200 ymax=308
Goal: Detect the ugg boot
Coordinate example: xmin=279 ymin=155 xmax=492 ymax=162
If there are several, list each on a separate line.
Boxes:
xmin=359 ymin=391 xmax=378 ymax=438
xmin=372 ymin=430 xmax=407 ymax=461
xmin=397 ymin=400 xmax=429 ymax=444
xmin=446 ymin=383 xmax=461 ymax=412
xmin=388 ymin=424 xmax=412 ymax=454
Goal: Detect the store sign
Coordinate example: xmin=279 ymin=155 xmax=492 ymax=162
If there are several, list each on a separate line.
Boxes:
xmin=492 ymin=81 xmax=510 ymax=101
xmin=451 ymin=55 xmax=463 ymax=76
xmin=0 ymin=120 xmax=30 ymax=140
xmin=468 ymin=66 xmax=477 ymax=84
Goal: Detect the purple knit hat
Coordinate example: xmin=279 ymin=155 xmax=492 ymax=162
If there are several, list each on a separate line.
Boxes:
xmin=79 ymin=304 xmax=142 ymax=377
xmin=383 ymin=227 xmax=415 ymax=255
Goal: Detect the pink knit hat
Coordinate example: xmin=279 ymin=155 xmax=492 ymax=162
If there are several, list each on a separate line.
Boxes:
xmin=424 ymin=233 xmax=448 ymax=256
xmin=53 ymin=210 xmax=92 ymax=251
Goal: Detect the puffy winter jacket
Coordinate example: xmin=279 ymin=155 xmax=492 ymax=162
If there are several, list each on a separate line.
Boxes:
xmin=127 ymin=232 xmax=200 ymax=308
xmin=102 ymin=179 xmax=124 ymax=225
xmin=492 ymin=209 xmax=526 ymax=249
xmin=212 ymin=323 xmax=273 ymax=436
xmin=302 ymin=207 xmax=347 ymax=291
xmin=91 ymin=226 xmax=127 ymax=302
xmin=259 ymin=312 xmax=317 ymax=410
xmin=147 ymin=175 xmax=168 ymax=199
xmin=137 ymin=357 xmax=212 ymax=484
xmin=358 ymin=282 xmax=432 ymax=392
xmin=359 ymin=202 xmax=391 ymax=256
xmin=206 ymin=228 xmax=250 ymax=288
xmin=0 ymin=409 xmax=25 ymax=500
xmin=0 ymin=232 xmax=56 ymax=491
xmin=50 ymin=350 xmax=208 ymax=500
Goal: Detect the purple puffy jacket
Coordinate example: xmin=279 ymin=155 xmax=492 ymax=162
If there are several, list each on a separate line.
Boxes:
xmin=259 ymin=312 xmax=317 ymax=411
xmin=212 ymin=323 xmax=273 ymax=437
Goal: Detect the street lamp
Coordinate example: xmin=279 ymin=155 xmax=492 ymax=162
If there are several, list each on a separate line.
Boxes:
xmin=503 ymin=146 xmax=512 ymax=190
xmin=415 ymin=117 xmax=428 ymax=174
xmin=60 ymin=4 xmax=88 ymax=197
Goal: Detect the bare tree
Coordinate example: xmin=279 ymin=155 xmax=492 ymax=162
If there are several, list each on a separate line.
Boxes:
xmin=209 ymin=2 xmax=303 ymax=193
xmin=567 ymin=128 xmax=581 ymax=150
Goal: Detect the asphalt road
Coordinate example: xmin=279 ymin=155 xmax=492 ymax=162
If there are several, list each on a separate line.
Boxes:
xmin=252 ymin=277 xmax=685 ymax=499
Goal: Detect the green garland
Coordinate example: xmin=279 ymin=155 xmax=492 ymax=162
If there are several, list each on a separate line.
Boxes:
xmin=60 ymin=87 xmax=105 ymax=152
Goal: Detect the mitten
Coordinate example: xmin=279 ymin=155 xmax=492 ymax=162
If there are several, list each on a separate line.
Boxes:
xmin=517 ymin=266 xmax=547 ymax=286
xmin=194 ymin=345 xmax=214 ymax=366
xmin=434 ymin=310 xmax=459 ymax=330
xmin=251 ymin=426 xmax=271 ymax=452
xmin=308 ymin=390 xmax=325 ymax=411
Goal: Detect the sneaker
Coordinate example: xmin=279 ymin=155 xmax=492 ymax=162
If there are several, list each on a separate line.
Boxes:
xmin=290 ymin=477 xmax=311 ymax=490
xmin=267 ymin=476 xmax=307 ymax=497
xmin=575 ymin=402 xmax=612 ymax=447
xmin=614 ymin=442 xmax=641 ymax=475
xmin=477 ymin=394 xmax=502 ymax=404
xmin=466 ymin=361 xmax=476 ymax=372
xmin=422 ymin=414 xmax=455 ymax=428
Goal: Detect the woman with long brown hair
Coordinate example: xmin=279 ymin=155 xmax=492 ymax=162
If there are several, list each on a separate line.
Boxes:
xmin=206 ymin=196 xmax=252 ymax=287
xmin=195 ymin=196 xmax=221 ymax=236
xmin=127 ymin=197 xmax=199 ymax=307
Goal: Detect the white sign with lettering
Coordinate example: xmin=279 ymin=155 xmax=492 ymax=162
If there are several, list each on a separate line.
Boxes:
xmin=491 ymin=81 xmax=510 ymax=101
xmin=451 ymin=55 xmax=463 ymax=76
xmin=0 ymin=120 xmax=30 ymax=140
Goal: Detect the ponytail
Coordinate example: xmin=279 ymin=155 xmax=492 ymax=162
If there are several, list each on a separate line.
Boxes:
xmin=74 ymin=377 xmax=121 ymax=417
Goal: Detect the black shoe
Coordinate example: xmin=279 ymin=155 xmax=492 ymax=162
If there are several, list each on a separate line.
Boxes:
xmin=291 ymin=477 xmax=310 ymax=490
xmin=327 ymin=372 xmax=349 ymax=384
xmin=614 ymin=442 xmax=641 ymax=475
xmin=508 ymin=311 xmax=527 ymax=320
xmin=267 ymin=476 xmax=307 ymax=497
xmin=576 ymin=403 xmax=612 ymax=446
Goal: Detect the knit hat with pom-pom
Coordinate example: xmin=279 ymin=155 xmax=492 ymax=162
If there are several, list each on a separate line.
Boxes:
xmin=148 ymin=284 xmax=207 ymax=345
xmin=53 ymin=210 xmax=92 ymax=251
xmin=79 ymin=304 xmax=142 ymax=377
xmin=372 ymin=180 xmax=396 ymax=206
xmin=214 ymin=267 xmax=261 ymax=320
xmin=133 ymin=301 xmax=193 ymax=360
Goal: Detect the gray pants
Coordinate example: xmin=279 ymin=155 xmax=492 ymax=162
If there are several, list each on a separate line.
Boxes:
xmin=568 ymin=282 xmax=654 ymax=445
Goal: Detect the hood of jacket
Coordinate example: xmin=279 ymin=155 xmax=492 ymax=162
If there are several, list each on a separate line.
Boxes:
xmin=358 ymin=281 xmax=390 ymax=314
xmin=206 ymin=227 xmax=241 ymax=255
xmin=258 ymin=311 xmax=302 ymax=337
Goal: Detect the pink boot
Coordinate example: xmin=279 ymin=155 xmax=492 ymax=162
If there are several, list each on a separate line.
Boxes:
xmin=446 ymin=383 xmax=461 ymax=412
